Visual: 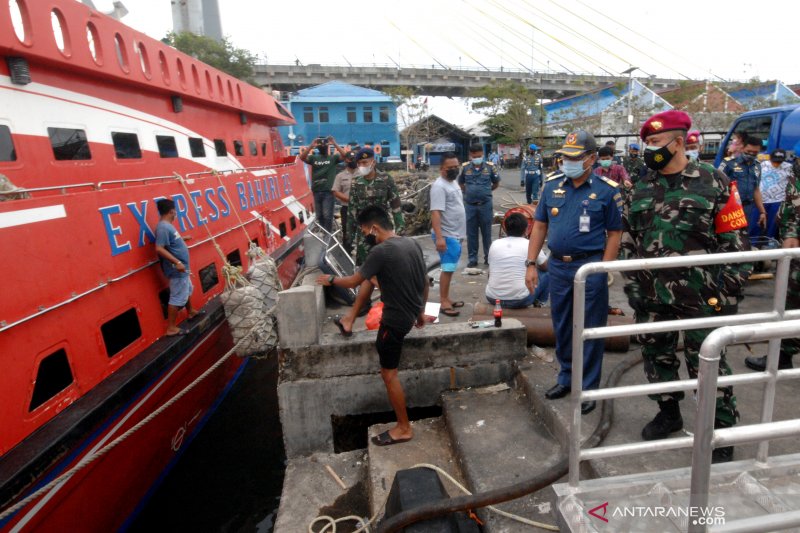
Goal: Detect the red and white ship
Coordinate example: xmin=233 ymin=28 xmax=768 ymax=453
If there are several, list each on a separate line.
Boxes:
xmin=0 ymin=1 xmax=312 ymax=530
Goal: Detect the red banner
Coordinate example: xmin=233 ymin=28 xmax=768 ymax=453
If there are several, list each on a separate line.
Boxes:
xmin=715 ymin=180 xmax=747 ymax=234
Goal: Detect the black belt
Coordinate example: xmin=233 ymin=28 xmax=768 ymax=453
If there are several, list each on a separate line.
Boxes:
xmin=551 ymin=250 xmax=604 ymax=262
xmin=467 ymin=200 xmax=487 ymax=205
xmin=742 ymin=200 xmax=754 ymax=206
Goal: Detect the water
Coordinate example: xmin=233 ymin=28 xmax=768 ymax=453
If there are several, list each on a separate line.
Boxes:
xmin=129 ymin=356 xmax=285 ymax=532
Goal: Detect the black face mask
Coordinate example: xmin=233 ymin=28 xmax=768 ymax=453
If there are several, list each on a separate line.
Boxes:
xmin=741 ymin=153 xmax=756 ymax=164
xmin=445 ymin=168 xmax=459 ymax=180
xmin=347 ymin=161 xmax=357 ymax=169
xmin=644 ymin=138 xmax=676 ymax=171
xmin=629 ymin=153 xmax=639 ymax=159
xmin=364 ymin=234 xmax=378 ymax=247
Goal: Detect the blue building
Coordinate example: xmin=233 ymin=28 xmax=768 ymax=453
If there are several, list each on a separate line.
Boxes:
xmin=278 ymin=81 xmax=400 ymax=158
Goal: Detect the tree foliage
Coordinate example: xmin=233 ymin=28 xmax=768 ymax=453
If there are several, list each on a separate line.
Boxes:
xmin=164 ymin=32 xmax=257 ymax=83
xmin=469 ymin=81 xmax=543 ymax=145
xmin=386 ymin=87 xmax=436 ymax=166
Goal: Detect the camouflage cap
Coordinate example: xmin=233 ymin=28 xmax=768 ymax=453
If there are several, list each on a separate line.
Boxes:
xmin=555 ymin=130 xmax=597 ymax=157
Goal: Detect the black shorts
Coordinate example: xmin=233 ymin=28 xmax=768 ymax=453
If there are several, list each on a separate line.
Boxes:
xmin=376 ymin=322 xmax=411 ymax=370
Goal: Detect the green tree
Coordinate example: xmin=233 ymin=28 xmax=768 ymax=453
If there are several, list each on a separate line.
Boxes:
xmin=164 ymin=32 xmax=256 ymax=83
xmin=386 ymin=86 xmax=435 ymax=169
xmin=469 ymin=81 xmax=543 ymax=146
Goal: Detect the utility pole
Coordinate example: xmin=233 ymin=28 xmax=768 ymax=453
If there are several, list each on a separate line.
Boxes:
xmin=622 ymin=66 xmax=639 ymax=135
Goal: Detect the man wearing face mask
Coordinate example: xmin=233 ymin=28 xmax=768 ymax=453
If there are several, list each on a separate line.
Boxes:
xmin=300 ymin=135 xmax=347 ymax=232
xmin=595 ymin=146 xmax=631 ymax=188
xmin=684 ymin=130 xmax=702 ymax=162
xmin=430 ymin=152 xmax=467 ymax=316
xmin=520 ymin=143 xmax=544 ymax=203
xmin=347 ymin=148 xmax=404 ymax=265
xmin=721 ymin=136 xmax=767 ymax=237
xmin=459 ymin=144 xmax=500 ymax=267
xmin=332 ymin=151 xmax=358 ymax=252
xmin=621 ymin=110 xmax=752 ymax=463
xmin=622 ymin=143 xmax=646 ymax=181
xmin=524 ymin=130 xmax=624 ymax=415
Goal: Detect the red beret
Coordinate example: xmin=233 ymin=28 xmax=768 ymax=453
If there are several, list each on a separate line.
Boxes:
xmin=640 ymin=110 xmax=692 ymax=140
xmin=686 ymin=130 xmax=701 ymax=144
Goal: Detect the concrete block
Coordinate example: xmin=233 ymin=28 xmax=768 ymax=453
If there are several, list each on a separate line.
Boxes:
xmin=278 ymin=362 xmax=515 ymax=458
xmin=276 ymin=285 xmax=325 ymax=349
xmin=281 ymin=319 xmax=527 ymax=381
xmin=442 ymin=386 xmax=562 ymax=532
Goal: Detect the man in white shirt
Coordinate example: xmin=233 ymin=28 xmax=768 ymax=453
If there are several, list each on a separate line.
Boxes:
xmin=430 ymin=152 xmax=467 ymax=316
xmin=486 ymin=213 xmax=538 ymax=308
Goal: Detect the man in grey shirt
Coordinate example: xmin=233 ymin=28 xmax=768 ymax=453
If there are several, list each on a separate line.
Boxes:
xmin=430 ymin=152 xmax=467 ymax=316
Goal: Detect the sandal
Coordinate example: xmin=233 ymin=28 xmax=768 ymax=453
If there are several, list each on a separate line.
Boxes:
xmin=333 ymin=316 xmax=353 ymax=337
xmin=371 ymin=430 xmax=412 ymax=447
xmin=441 ymin=307 xmax=460 ymax=317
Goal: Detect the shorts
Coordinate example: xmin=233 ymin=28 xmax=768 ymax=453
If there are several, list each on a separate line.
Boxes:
xmin=376 ymin=322 xmax=411 ymax=370
xmin=168 ymin=276 xmax=193 ymax=307
xmin=432 ymin=234 xmax=462 ymax=273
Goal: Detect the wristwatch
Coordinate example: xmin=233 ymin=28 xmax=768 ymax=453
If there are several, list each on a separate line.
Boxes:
xmin=328 ymin=275 xmax=336 ymax=285
xmin=525 ymin=259 xmax=536 ymax=267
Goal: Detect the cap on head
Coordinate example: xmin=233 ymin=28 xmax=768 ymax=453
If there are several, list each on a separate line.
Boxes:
xmin=771 ymin=149 xmax=786 ymax=161
xmin=356 ymin=147 xmax=375 ymax=160
xmin=555 ymin=130 xmax=597 ymax=157
xmin=629 ymin=143 xmax=640 ymax=151
xmin=529 ymin=143 xmax=538 ymax=150
xmin=686 ymin=130 xmax=701 ymax=145
xmin=640 ymin=110 xmax=691 ymax=140
xmin=344 ymin=150 xmax=356 ymax=161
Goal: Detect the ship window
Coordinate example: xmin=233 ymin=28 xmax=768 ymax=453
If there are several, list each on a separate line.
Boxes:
xmin=10 ymin=0 xmax=29 ymax=45
xmin=199 ymin=262 xmax=219 ymax=293
xmin=29 ymin=348 xmax=73 ymax=412
xmin=111 ymin=132 xmax=142 ymax=159
xmin=205 ymin=70 xmax=213 ymax=97
xmin=279 ymin=222 xmax=287 ymax=238
xmin=233 ymin=140 xmax=244 ymax=156
xmin=226 ymin=249 xmax=242 ymax=267
xmin=249 ymin=140 xmax=257 ymax=156
xmin=176 ymin=58 xmax=186 ymax=89
xmin=114 ymin=33 xmax=129 ymax=73
xmin=217 ymin=76 xmax=224 ymax=101
xmin=379 ymin=106 xmax=390 ymax=123
xmin=261 ymin=141 xmax=267 ymax=156
xmin=136 ymin=41 xmax=150 ymax=78
xmin=188 ymin=137 xmax=206 ymax=158
xmin=101 ymin=308 xmax=142 ymax=357
xmin=319 ymin=106 xmax=329 ymax=123
xmin=51 ymin=9 xmax=70 ymax=56
xmin=86 ymin=22 xmax=101 ymax=65
xmin=347 ymin=107 xmax=356 ymax=123
xmin=290 ymin=216 xmax=297 ymax=230
xmin=214 ymin=139 xmax=227 ymax=157
xmin=303 ymin=107 xmax=313 ymax=122
xmin=191 ymin=64 xmax=200 ymax=94
xmin=227 ymin=80 xmax=234 ymax=103
xmin=0 ymin=125 xmax=17 ymax=161
xmin=156 ymin=135 xmax=178 ymax=158
xmin=48 ymin=127 xmax=91 ymax=160
xmin=158 ymin=50 xmax=169 ymax=84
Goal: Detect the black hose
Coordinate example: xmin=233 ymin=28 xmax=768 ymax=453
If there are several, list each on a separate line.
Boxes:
xmin=377 ymin=353 xmax=643 ymax=533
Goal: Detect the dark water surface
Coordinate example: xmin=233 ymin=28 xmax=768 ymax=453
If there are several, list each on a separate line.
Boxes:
xmin=129 ymin=357 xmax=285 ymax=533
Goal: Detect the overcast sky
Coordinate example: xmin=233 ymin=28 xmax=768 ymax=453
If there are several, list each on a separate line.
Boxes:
xmin=99 ymin=0 xmax=798 ymax=126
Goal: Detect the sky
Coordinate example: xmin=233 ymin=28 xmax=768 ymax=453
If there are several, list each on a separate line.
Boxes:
xmin=96 ymin=0 xmax=799 ymax=126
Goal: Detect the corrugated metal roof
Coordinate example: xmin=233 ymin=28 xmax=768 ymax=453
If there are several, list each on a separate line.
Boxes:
xmin=292 ymin=80 xmax=392 ymax=102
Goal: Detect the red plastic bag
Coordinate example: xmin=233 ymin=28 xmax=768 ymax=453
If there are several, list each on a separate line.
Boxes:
xmin=365 ymin=302 xmax=384 ymax=330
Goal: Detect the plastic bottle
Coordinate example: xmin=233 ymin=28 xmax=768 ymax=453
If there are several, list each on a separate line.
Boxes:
xmin=493 ymin=299 xmax=502 ymax=327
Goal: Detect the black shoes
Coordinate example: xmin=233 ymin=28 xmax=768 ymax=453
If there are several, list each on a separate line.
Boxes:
xmin=712 ymin=446 xmax=734 ymax=463
xmin=467 ymin=261 xmax=478 ymax=268
xmin=545 ymin=383 xmax=571 ymax=399
xmin=744 ymin=354 xmax=793 ymax=371
xmin=581 ymin=401 xmax=596 ymax=415
xmin=642 ymin=400 xmax=684 ymax=441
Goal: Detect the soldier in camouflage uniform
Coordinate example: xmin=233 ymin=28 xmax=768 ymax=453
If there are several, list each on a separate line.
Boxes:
xmin=745 ymin=169 xmax=800 ymax=371
xmin=622 ymin=143 xmax=646 ymax=181
xmin=621 ymin=111 xmax=752 ymax=463
xmin=348 ymin=148 xmax=405 ymax=265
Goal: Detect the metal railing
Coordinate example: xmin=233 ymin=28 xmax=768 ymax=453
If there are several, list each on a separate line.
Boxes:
xmin=568 ymin=248 xmax=800 ymax=491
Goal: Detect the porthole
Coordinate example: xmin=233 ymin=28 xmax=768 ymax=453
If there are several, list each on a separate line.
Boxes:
xmin=217 ymin=75 xmax=224 ymax=102
xmin=191 ymin=63 xmax=200 ymax=94
xmin=227 ymin=80 xmax=234 ymax=103
xmin=205 ymin=70 xmax=213 ymax=97
xmin=158 ymin=50 xmax=170 ymax=84
xmin=9 ymin=0 xmax=30 ymax=45
xmin=176 ymin=58 xmax=186 ymax=89
xmin=114 ymin=33 xmax=129 ymax=73
xmin=86 ymin=22 xmax=101 ymax=65
xmin=50 ymin=8 xmax=70 ymax=56
xmin=136 ymin=41 xmax=151 ymax=78
xmin=236 ymin=84 xmax=243 ymax=105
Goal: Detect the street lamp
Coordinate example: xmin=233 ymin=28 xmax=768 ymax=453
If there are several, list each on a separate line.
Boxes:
xmin=622 ymin=66 xmax=639 ymax=133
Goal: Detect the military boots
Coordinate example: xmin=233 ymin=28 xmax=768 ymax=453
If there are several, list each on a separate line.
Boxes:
xmin=744 ymin=353 xmax=793 ymax=371
xmin=642 ymin=399 xmax=683 ymax=441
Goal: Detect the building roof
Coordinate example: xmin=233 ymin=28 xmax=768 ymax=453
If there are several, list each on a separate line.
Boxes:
xmin=727 ymin=81 xmax=800 ymax=107
xmin=658 ymin=81 xmax=744 ymax=113
xmin=543 ymin=79 xmax=671 ymax=125
xmin=291 ymin=80 xmax=392 ymax=103
xmin=400 ymin=114 xmax=471 ymax=140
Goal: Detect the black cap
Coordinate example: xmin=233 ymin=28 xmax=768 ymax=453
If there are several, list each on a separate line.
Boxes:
xmin=356 ymin=147 xmax=375 ymax=160
xmin=771 ymin=149 xmax=786 ymax=161
xmin=556 ymin=130 xmax=598 ymax=157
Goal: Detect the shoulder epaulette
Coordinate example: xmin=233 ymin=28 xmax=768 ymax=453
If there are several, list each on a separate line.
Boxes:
xmin=461 ymin=162 xmax=469 ymax=167
xmin=599 ymin=175 xmax=619 ymax=188
xmin=546 ymin=174 xmax=562 ymax=182
xmin=486 ymin=161 xmax=495 ymax=166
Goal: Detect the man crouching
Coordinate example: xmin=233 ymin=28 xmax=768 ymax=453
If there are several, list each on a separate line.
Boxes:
xmin=318 ymin=206 xmax=429 ymax=445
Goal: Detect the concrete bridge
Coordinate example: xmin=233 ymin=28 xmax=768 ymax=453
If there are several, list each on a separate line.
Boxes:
xmin=254 ymin=63 xmax=685 ymax=99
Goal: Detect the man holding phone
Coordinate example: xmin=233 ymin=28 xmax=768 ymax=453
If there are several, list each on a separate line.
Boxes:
xmin=300 ymin=135 xmax=347 ymax=232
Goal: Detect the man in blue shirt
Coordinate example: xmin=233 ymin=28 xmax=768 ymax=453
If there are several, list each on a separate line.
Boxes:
xmin=520 ymin=143 xmax=544 ymax=204
xmin=155 ymin=199 xmax=198 ymax=336
xmin=720 ymin=135 xmax=767 ymax=238
xmin=524 ymin=130 xmax=623 ymax=415
xmin=458 ymin=144 xmax=500 ymax=267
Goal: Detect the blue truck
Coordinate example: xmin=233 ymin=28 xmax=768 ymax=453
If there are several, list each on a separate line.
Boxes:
xmin=715 ymin=104 xmax=800 ymax=167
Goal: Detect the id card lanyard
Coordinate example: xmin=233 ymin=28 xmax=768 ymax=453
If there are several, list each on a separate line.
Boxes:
xmin=579 ymin=199 xmax=590 ymax=232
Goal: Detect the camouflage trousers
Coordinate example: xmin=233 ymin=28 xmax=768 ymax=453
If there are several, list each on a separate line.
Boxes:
xmin=638 ymin=307 xmax=738 ymax=427
xmin=780 ymin=261 xmax=800 ymax=359
xmin=353 ymin=233 xmax=373 ymax=266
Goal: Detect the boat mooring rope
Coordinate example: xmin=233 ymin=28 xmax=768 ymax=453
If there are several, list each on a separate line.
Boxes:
xmin=0 ymin=324 xmax=263 ymax=523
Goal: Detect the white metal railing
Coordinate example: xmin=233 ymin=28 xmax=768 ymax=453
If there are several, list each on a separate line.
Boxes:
xmin=568 ymin=248 xmax=800 ymax=499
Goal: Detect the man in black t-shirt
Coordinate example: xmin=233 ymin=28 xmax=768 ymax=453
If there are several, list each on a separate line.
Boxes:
xmin=318 ymin=206 xmax=428 ymax=446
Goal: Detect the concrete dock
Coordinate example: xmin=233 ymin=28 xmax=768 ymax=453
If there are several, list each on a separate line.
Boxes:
xmin=274 ymin=169 xmax=800 ymax=532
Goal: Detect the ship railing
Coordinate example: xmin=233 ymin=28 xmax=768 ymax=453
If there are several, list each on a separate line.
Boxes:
xmin=0 ymin=182 xmax=96 ymax=197
xmin=567 ymin=249 xmax=800 ymax=528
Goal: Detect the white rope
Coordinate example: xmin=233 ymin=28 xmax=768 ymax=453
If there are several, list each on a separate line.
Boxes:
xmin=0 ymin=324 xmax=262 ymax=522
xmin=308 ymin=463 xmax=559 ymax=532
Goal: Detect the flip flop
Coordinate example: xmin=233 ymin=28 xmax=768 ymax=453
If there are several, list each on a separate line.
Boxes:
xmin=166 ymin=329 xmax=187 ymax=337
xmin=452 ymin=301 xmax=465 ymax=308
xmin=371 ymin=430 xmax=412 ymax=447
xmin=333 ymin=316 xmax=353 ymax=337
xmin=441 ymin=307 xmax=460 ymax=317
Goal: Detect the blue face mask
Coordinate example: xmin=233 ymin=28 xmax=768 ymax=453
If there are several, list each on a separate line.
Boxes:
xmin=560 ymin=158 xmax=587 ymax=179
xmin=599 ymin=159 xmax=612 ymax=168
xmin=471 ymin=157 xmax=484 ymax=165
xmin=685 ymin=149 xmax=699 ymax=161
